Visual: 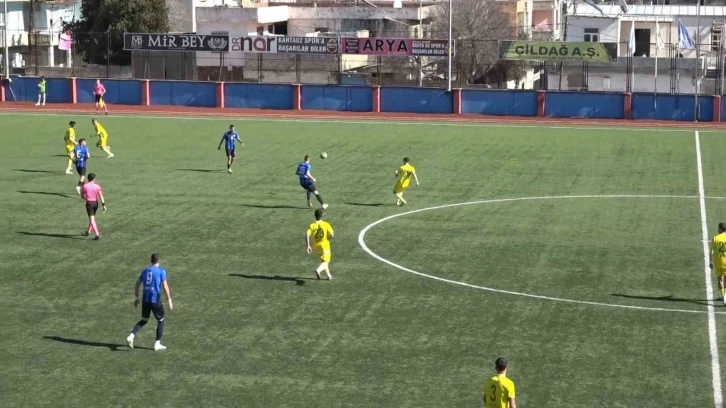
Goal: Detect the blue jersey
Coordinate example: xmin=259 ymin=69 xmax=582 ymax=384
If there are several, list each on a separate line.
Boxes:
xmin=72 ymin=145 xmax=89 ymax=166
xmin=222 ymin=130 xmax=241 ymax=151
xmin=138 ymin=265 xmax=167 ymax=304
xmin=296 ymin=161 xmax=311 ymax=182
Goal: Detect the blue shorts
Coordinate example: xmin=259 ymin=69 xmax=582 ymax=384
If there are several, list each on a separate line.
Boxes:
xmin=75 ymin=164 xmax=87 ymax=176
xmin=300 ymin=179 xmax=316 ymax=192
xmin=225 ymin=147 xmax=236 ymax=158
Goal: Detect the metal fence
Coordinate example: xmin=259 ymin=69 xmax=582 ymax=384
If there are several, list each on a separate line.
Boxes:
xmin=3 ymin=31 xmax=724 ymax=94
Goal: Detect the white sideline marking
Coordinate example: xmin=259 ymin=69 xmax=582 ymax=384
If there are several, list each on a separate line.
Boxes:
xmin=357 ymin=194 xmax=726 ymax=315
xmin=695 ymin=131 xmax=723 ymax=408
xmin=1 ymin=109 xmax=726 ymax=133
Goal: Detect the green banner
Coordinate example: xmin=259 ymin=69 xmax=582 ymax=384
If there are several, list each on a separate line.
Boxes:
xmin=499 ymin=41 xmax=617 ymax=62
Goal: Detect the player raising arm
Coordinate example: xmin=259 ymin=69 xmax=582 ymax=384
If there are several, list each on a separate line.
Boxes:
xmin=92 ymin=118 xmax=114 ymax=158
xmin=483 ymin=358 xmax=516 ymax=408
xmin=63 ymin=121 xmax=78 ymax=174
xmin=217 ymin=124 xmax=243 ymax=173
xmin=711 ymin=222 xmax=726 ymax=305
xmin=127 ymin=253 xmax=173 ymax=351
xmin=306 ymin=209 xmax=334 ymax=280
xmin=296 ymin=155 xmax=328 ymax=209
xmin=394 ymin=157 xmax=419 ymax=206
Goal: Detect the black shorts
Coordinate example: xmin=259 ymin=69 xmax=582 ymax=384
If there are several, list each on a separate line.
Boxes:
xmin=225 ymin=147 xmax=236 ymax=158
xmin=300 ymin=180 xmax=317 ymax=193
xmin=141 ymin=302 xmax=165 ymax=321
xmin=95 ymin=95 xmax=103 ymax=103
xmin=85 ymin=201 xmax=98 ymax=216
xmin=76 ymin=164 xmax=86 ymax=176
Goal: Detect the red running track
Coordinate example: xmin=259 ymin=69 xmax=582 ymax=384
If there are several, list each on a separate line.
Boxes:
xmin=0 ymin=102 xmax=722 ymax=129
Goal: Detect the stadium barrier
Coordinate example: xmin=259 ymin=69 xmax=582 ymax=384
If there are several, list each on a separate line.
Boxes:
xmin=0 ymin=75 xmax=723 ymax=122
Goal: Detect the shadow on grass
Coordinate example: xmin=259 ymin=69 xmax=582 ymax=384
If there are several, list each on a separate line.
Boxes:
xmin=176 ymin=169 xmax=224 ymax=173
xmin=51 ymin=154 xmax=70 ymax=157
xmin=612 ymin=293 xmax=716 ymax=307
xmin=43 ymin=336 xmax=152 ymax=351
xmin=12 ymin=169 xmax=58 ymax=174
xmin=238 ymin=204 xmax=309 ymax=210
xmin=345 ymin=202 xmax=387 ymax=207
xmin=228 ymin=273 xmax=316 ymax=286
xmin=18 ymin=190 xmax=73 ymax=198
xmin=16 ymin=231 xmax=84 ymax=240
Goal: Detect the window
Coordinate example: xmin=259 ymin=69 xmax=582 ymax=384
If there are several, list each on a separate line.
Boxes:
xmin=584 ymin=28 xmax=599 ymax=42
xmin=314 ymin=27 xmax=330 ymax=33
xmin=256 ymin=26 xmax=264 ymax=35
xmin=712 ymin=22 xmax=722 ymax=52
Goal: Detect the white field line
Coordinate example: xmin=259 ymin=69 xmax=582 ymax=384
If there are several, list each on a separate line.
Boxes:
xmin=357 ymin=194 xmax=726 ymax=315
xmin=695 ymin=131 xmax=724 ymax=408
xmin=1 ymin=108 xmax=726 ymax=133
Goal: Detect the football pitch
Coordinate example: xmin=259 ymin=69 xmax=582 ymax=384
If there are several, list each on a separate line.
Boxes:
xmin=2 ymin=112 xmax=726 ymax=407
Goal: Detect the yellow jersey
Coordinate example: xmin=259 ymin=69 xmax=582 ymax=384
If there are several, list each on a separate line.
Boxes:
xmin=396 ymin=163 xmax=416 ymax=187
xmin=713 ymin=233 xmax=726 ymax=269
xmin=306 ymin=220 xmax=334 ymax=251
xmin=95 ymin=122 xmax=108 ymax=140
xmin=64 ymin=127 xmax=76 ymax=148
xmin=484 ymin=374 xmax=516 ymax=408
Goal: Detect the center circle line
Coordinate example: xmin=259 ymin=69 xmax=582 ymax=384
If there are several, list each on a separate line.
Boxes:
xmin=357 ymin=194 xmax=726 ymax=315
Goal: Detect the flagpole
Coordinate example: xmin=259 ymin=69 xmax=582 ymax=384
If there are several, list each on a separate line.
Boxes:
xmin=721 ymin=21 xmax=725 ymax=99
xmin=654 ymin=21 xmax=658 ymax=111
xmin=694 ymin=0 xmax=700 ymax=121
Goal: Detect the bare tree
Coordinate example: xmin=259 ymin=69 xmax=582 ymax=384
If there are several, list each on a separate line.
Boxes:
xmin=431 ymin=0 xmax=520 ymax=86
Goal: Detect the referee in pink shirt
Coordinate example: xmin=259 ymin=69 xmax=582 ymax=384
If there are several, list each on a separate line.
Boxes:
xmin=94 ymin=79 xmax=108 ymax=115
xmin=81 ymin=173 xmax=106 ymax=240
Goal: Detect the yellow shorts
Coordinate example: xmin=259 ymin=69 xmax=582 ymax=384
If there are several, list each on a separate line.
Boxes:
xmin=393 ymin=182 xmax=409 ymax=194
xmin=96 ymin=138 xmax=107 ymax=148
xmin=318 ymin=249 xmax=331 ymax=263
xmin=65 ymin=146 xmax=74 ymax=156
xmin=716 ymin=267 xmax=725 ymax=278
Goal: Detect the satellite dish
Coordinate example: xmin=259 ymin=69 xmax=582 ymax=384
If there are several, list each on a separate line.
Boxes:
xmin=393 ymin=0 xmax=403 ymax=8
xmin=618 ymin=0 xmax=629 ymax=13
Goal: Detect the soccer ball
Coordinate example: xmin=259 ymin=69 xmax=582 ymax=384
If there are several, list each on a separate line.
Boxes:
xmin=320 ymin=152 xmax=328 ymax=159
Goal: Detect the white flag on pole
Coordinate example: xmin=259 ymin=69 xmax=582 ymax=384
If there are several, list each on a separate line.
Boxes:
xmin=655 ymin=21 xmax=665 ymax=51
xmin=628 ymin=22 xmax=636 ymax=56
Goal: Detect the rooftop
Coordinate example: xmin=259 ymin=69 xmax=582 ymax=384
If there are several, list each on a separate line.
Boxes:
xmin=568 ymin=4 xmax=726 ymax=18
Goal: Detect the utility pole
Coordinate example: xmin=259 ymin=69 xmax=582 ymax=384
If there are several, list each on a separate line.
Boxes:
xmin=417 ymin=0 xmax=422 ymax=87
xmin=3 ymin=0 xmax=9 ymax=78
xmin=447 ymin=0 xmax=452 ymax=91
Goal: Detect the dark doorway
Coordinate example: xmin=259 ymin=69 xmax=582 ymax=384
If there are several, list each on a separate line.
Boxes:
xmin=635 ymin=29 xmax=651 ymax=57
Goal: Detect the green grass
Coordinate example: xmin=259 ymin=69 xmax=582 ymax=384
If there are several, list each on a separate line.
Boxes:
xmin=1 ymin=114 xmax=726 ymax=407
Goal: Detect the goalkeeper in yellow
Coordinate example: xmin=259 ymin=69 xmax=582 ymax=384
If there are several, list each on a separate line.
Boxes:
xmin=92 ymin=118 xmax=114 ymax=158
xmin=711 ymin=222 xmax=726 ymax=305
xmin=306 ymin=209 xmax=334 ymax=281
xmin=64 ymin=121 xmax=78 ymax=174
xmin=393 ymin=157 xmax=419 ymax=206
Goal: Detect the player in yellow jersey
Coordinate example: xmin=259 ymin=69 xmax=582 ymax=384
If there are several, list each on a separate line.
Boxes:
xmin=393 ymin=157 xmax=419 ymax=206
xmin=305 ymin=209 xmax=334 ymax=280
xmin=483 ymin=358 xmax=517 ymax=408
xmin=63 ymin=121 xmax=78 ymax=174
xmin=91 ymin=118 xmax=114 ymax=158
xmin=710 ymin=222 xmax=726 ymax=305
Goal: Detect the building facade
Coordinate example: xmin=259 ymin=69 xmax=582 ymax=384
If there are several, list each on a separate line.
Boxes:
xmin=552 ymin=3 xmax=726 ymax=93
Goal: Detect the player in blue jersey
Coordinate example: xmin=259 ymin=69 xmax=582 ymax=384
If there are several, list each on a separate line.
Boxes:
xmin=217 ymin=124 xmax=243 ymax=173
xmin=70 ymin=138 xmax=90 ymax=195
xmin=127 ymin=253 xmax=173 ymax=351
xmin=296 ymin=155 xmax=328 ymax=209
